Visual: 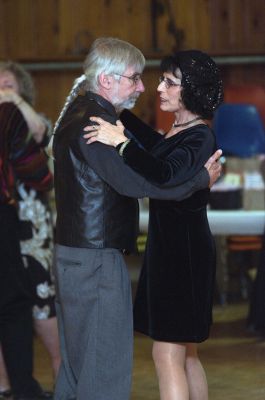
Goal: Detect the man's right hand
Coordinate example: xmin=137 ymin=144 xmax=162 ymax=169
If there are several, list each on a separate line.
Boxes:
xmin=204 ymin=149 xmax=222 ymax=188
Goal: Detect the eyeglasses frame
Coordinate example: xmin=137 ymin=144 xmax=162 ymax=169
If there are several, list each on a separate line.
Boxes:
xmin=159 ymin=76 xmax=182 ymax=89
xmin=114 ymin=73 xmax=142 ymax=85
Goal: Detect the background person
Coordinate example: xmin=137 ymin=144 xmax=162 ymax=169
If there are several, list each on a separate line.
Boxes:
xmin=0 ymin=61 xmax=60 ymax=397
xmin=0 ymin=100 xmax=53 ymax=400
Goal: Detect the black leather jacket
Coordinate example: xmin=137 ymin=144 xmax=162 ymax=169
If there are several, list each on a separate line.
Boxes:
xmin=54 ymin=92 xmax=139 ymax=251
xmin=53 ymin=92 xmax=209 ymax=252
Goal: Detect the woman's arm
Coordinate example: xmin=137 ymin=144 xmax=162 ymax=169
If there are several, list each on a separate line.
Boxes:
xmin=120 ymin=109 xmax=163 ymax=150
xmin=79 ymin=132 xmax=221 ymax=201
xmin=84 ymin=120 xmax=216 ymax=187
xmin=84 ymin=111 xmax=162 ymax=151
xmin=0 ymin=89 xmax=46 ymax=143
xmin=0 ymin=102 xmax=53 ymax=192
xmin=118 ymin=129 xmax=215 ymax=186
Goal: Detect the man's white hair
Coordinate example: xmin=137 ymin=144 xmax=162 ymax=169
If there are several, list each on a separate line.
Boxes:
xmin=47 ymin=37 xmax=145 ymax=157
xmin=83 ymin=37 xmax=145 ymax=92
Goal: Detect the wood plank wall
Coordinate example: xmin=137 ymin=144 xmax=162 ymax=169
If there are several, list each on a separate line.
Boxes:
xmin=0 ymin=0 xmax=264 ymax=124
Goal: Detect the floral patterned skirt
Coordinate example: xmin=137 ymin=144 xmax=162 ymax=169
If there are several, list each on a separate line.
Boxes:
xmin=18 ymin=184 xmax=55 ymax=320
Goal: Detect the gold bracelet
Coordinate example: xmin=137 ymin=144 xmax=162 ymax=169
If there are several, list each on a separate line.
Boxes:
xmin=118 ymin=139 xmax=131 ymax=156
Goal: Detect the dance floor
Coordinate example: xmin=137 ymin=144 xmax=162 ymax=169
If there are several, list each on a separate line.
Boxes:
xmin=34 ymin=255 xmax=265 ymax=400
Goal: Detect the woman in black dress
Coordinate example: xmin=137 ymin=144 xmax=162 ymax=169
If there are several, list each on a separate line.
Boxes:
xmin=84 ymin=50 xmax=223 ymax=400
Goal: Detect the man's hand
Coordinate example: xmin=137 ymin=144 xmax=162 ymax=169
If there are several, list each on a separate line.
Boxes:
xmin=204 ymin=149 xmax=222 ymax=188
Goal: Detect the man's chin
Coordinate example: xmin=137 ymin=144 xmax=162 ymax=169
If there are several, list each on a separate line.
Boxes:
xmin=123 ymin=99 xmax=138 ymax=110
xmin=114 ymin=97 xmax=139 ymax=113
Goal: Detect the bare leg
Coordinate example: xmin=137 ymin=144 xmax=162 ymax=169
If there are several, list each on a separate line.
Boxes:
xmin=0 ymin=344 xmax=10 ymax=391
xmin=34 ymin=316 xmax=61 ymax=379
xmin=152 ymin=341 xmax=189 ymax=400
xmin=185 ymin=343 xmax=208 ymax=400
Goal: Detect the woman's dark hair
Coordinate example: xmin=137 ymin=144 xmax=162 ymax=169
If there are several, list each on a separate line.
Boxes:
xmin=160 ymin=50 xmax=223 ymax=119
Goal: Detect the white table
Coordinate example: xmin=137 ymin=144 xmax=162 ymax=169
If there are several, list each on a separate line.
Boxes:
xmin=139 ymin=210 xmax=265 ymax=235
xmin=139 ymin=208 xmax=265 ymax=304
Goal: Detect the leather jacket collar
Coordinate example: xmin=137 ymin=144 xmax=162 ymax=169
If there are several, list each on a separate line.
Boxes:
xmin=85 ymin=91 xmax=117 ymax=118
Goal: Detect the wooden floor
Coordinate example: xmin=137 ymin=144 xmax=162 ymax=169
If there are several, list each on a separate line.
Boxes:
xmin=34 ymin=255 xmax=265 ymax=399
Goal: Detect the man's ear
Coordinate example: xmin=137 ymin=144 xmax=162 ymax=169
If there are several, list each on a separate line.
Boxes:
xmin=98 ymin=73 xmax=112 ymax=89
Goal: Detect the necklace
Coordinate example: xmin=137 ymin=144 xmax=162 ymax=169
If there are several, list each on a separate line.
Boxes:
xmin=172 ymin=116 xmax=201 ymax=128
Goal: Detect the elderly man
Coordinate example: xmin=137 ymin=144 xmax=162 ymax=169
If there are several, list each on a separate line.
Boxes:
xmin=52 ymin=37 xmax=221 ymax=400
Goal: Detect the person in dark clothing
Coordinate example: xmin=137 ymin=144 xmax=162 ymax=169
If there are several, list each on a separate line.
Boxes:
xmin=247 ymin=232 xmax=265 ymax=336
xmin=0 ymin=102 xmax=53 ymax=400
xmin=52 ymin=38 xmax=222 ymax=400
xmin=84 ymin=49 xmax=223 ymax=400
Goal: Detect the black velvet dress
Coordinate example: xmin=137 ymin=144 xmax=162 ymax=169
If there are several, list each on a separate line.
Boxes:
xmin=120 ymin=110 xmax=216 ymax=343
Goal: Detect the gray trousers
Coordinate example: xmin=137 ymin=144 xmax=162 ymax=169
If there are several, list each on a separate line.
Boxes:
xmin=53 ymin=245 xmax=133 ymax=400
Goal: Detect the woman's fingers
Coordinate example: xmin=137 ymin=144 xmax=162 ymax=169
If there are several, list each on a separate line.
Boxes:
xmin=86 ymin=136 xmax=98 ymax=144
xmin=84 ymin=124 xmax=98 ymax=132
xmin=90 ymin=116 xmax=104 ymax=124
xmin=83 ymin=130 xmax=98 ymax=139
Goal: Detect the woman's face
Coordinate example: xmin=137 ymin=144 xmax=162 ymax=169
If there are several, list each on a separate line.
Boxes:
xmin=157 ymin=68 xmax=183 ymax=113
xmin=0 ymin=70 xmax=19 ymax=94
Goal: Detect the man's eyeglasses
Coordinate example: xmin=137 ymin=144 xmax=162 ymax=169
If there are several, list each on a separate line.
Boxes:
xmin=159 ymin=76 xmax=181 ymax=89
xmin=115 ymin=73 xmax=142 ymax=85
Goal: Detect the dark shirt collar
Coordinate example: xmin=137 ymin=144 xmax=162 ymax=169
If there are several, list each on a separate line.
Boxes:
xmin=85 ymin=91 xmax=117 ymax=118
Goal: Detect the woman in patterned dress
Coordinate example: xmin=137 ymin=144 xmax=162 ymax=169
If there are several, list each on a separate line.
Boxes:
xmin=0 ymin=61 xmax=60 ymax=396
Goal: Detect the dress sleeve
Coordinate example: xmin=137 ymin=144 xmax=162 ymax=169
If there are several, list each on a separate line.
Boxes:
xmin=120 ymin=109 xmax=162 ymax=150
xmin=78 ymin=134 xmax=209 ymax=201
xmin=120 ymin=127 xmax=215 ymax=187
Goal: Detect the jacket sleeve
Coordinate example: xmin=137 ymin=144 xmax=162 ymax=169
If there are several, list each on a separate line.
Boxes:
xmin=4 ymin=103 xmax=53 ymax=192
xmin=78 ymin=137 xmax=209 ymax=201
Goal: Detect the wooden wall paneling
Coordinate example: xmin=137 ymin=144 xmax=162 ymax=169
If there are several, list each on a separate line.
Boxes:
xmin=31 ymin=0 xmax=60 ymax=59
xmin=0 ymin=0 xmax=29 ymax=59
xmin=99 ymin=0 xmax=132 ymax=41
xmin=210 ymin=0 xmax=265 ymax=54
xmin=148 ymin=1 xmax=175 ymax=56
xmin=221 ymin=64 xmax=265 ymax=87
xmin=0 ymin=1 xmax=7 ymax=57
xmin=210 ymin=0 xmax=236 ymax=53
xmin=32 ymin=69 xmax=82 ymax=123
xmin=192 ymin=0 xmax=211 ymax=51
xmin=174 ymin=0 xmax=201 ymax=49
xmin=150 ymin=0 xmax=211 ymax=55
xmin=57 ymin=0 xmax=103 ymax=57
xmin=122 ymin=1 xmax=153 ymax=53
xmin=228 ymin=0 xmax=246 ymax=51
xmin=244 ymin=0 xmax=265 ymax=52
xmin=133 ymin=67 xmax=160 ymax=124
xmin=189 ymin=0 xmax=211 ymax=50
xmin=1 ymin=0 xmax=265 ymax=60
xmin=56 ymin=0 xmax=153 ymax=57
xmin=0 ymin=0 xmax=60 ymax=60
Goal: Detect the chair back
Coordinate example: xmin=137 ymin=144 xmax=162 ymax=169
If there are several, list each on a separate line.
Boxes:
xmin=213 ymin=103 xmax=265 ymax=158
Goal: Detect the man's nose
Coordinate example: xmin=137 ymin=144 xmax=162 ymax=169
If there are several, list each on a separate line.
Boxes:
xmin=136 ymin=79 xmax=145 ymax=93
